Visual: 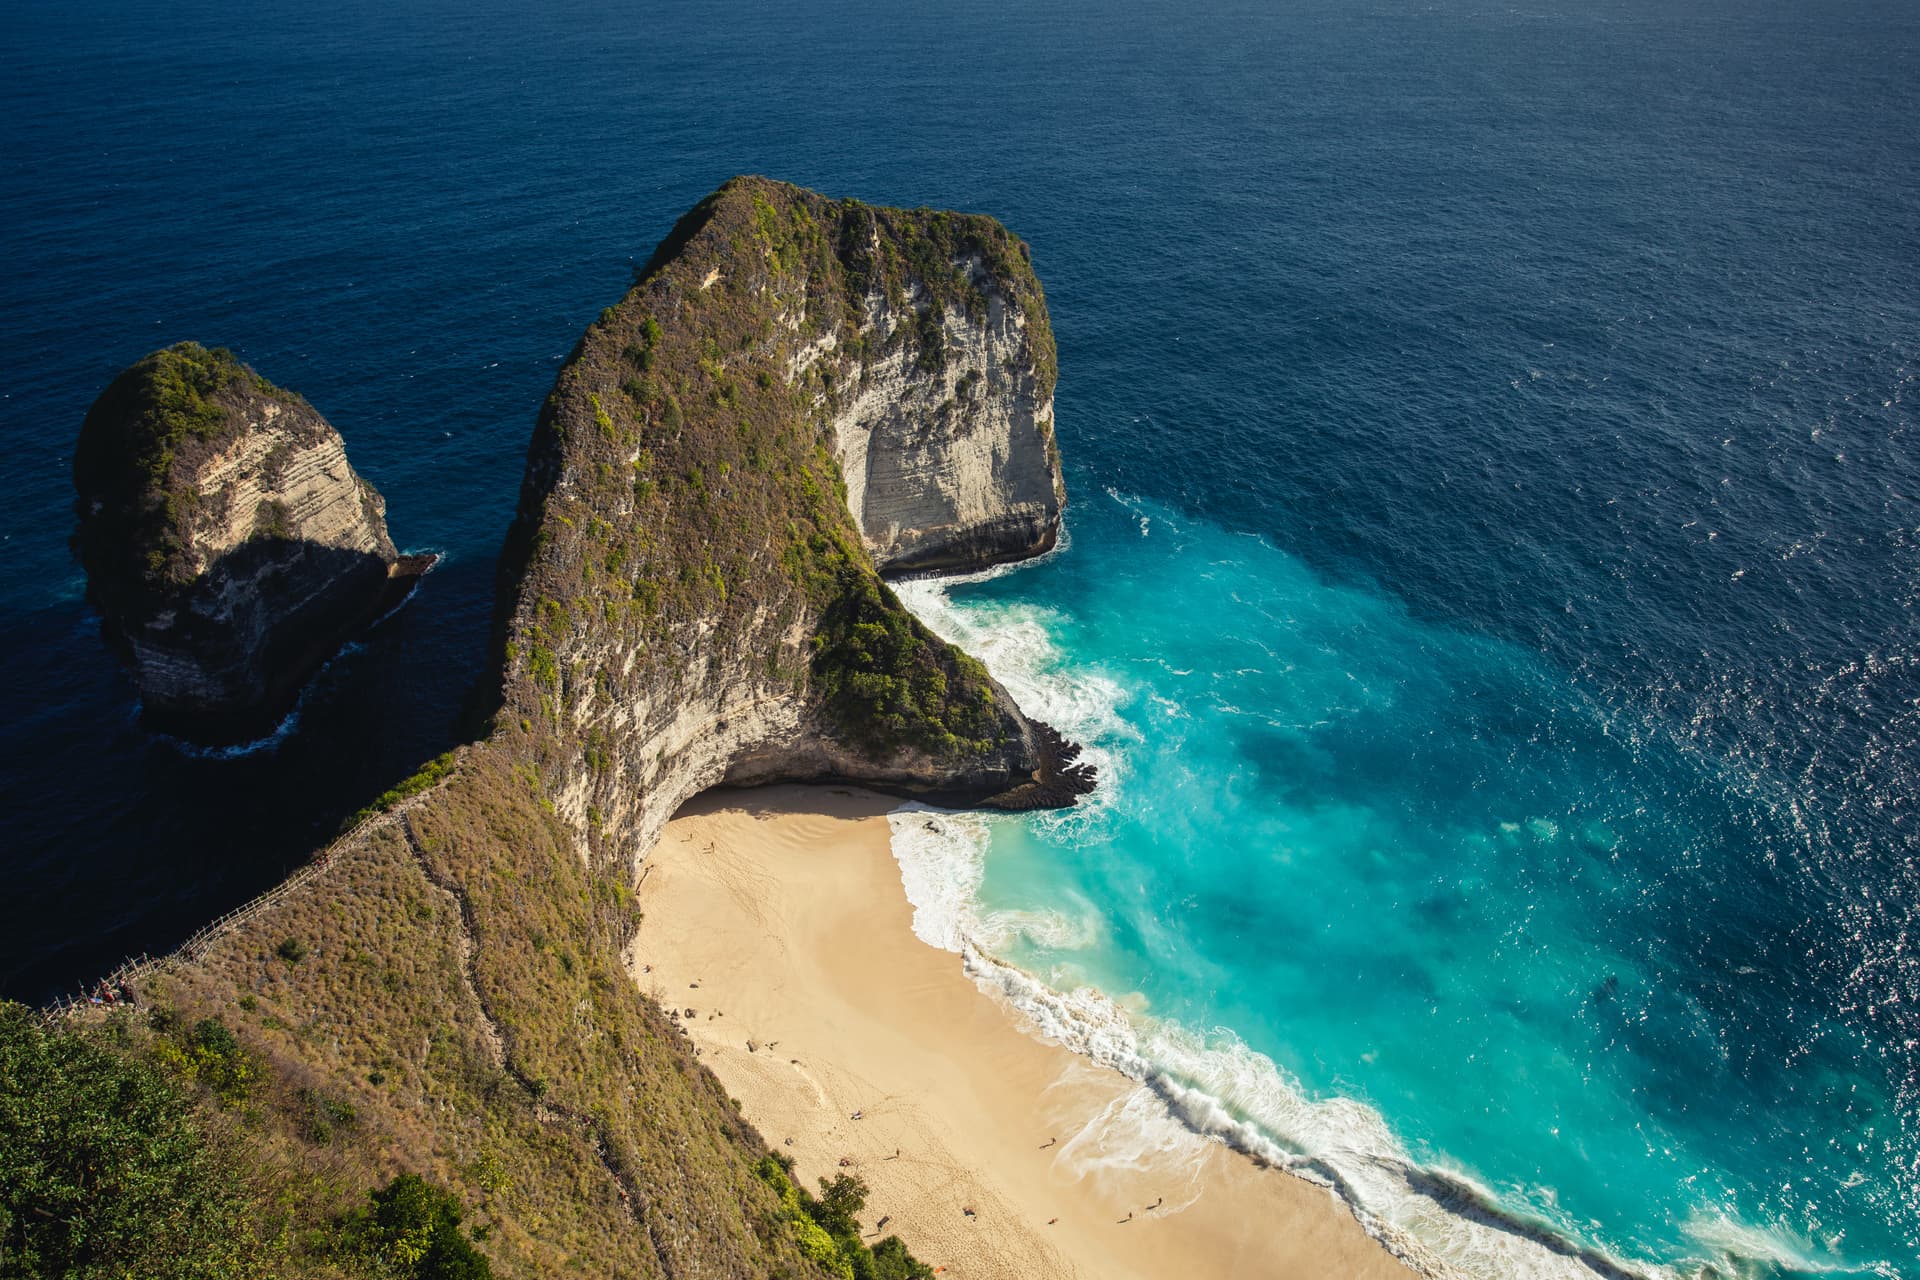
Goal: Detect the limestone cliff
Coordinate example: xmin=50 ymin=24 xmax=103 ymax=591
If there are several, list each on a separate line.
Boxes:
xmin=39 ymin=181 xmax=1090 ymax=1280
xmin=72 ymin=342 xmax=427 ymax=743
xmin=824 ymin=210 xmax=1063 ymax=573
xmin=493 ymin=176 xmax=1089 ymax=861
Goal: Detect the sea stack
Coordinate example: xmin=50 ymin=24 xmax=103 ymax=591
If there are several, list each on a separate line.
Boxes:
xmin=496 ymin=176 xmax=1091 ymax=857
xmin=72 ymin=341 xmax=428 ymax=743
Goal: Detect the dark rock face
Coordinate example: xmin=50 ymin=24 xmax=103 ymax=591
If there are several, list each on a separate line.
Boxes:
xmin=72 ymin=342 xmax=424 ymax=743
xmin=489 ymin=176 xmax=1091 ymax=862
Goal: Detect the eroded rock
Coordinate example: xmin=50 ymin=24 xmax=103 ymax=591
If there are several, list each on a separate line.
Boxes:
xmin=73 ymin=342 xmax=428 ymax=743
xmin=492 ymin=176 xmax=1092 ymax=861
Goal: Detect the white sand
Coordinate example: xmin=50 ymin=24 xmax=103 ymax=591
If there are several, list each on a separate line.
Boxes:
xmin=627 ymin=785 xmax=1414 ymax=1280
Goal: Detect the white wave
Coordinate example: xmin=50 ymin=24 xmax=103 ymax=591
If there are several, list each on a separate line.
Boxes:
xmin=885 ymin=805 xmax=989 ymax=953
xmin=367 ymin=547 xmax=441 ymax=628
xmin=889 ymin=570 xmax=1136 ymax=847
xmin=1680 ymin=1212 xmax=1884 ymax=1278
xmin=975 ymin=904 xmax=1102 ymax=953
xmin=148 ymin=702 xmax=305 ymax=759
xmin=958 ymin=933 xmax=1704 ymax=1280
xmin=1054 ymin=1079 xmax=1212 ymax=1212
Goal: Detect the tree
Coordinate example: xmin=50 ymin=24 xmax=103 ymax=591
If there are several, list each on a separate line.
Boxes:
xmin=0 ymin=1002 xmax=255 ymax=1278
xmin=811 ymin=1173 xmax=867 ymax=1238
xmin=346 ymin=1173 xmax=493 ymax=1280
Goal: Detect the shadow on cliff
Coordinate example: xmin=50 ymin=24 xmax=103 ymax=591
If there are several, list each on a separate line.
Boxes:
xmin=670 ymin=782 xmax=899 ymax=828
xmin=104 ymin=537 xmax=437 ymax=748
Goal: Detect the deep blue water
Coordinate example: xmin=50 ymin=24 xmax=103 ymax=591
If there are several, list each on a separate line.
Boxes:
xmin=3 ymin=0 xmax=1916 ymax=1275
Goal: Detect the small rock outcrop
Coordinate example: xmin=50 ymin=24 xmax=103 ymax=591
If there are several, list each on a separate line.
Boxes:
xmin=72 ymin=342 xmax=428 ymax=743
xmin=494 ymin=176 xmax=1091 ymax=860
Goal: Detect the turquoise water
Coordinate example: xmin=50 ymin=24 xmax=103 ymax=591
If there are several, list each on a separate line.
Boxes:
xmin=893 ymin=490 xmax=1909 ymax=1278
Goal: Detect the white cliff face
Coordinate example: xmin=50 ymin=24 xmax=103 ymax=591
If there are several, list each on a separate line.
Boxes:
xmin=176 ymin=399 xmax=396 ymax=575
xmin=829 ymin=262 xmax=1063 ymax=574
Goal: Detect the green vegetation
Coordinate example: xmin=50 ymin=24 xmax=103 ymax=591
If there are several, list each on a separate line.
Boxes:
xmin=341 ymin=1174 xmax=495 ymax=1279
xmin=343 ymin=750 xmax=461 ymax=830
xmin=0 ymin=1001 xmax=256 ymax=1278
xmin=295 ymin=1085 xmax=359 ymax=1145
xmin=157 ymin=1015 xmax=259 ymax=1104
xmin=752 ymin=1156 xmax=933 ymax=1280
xmin=253 ymin=497 xmax=294 ymax=541
xmin=1 ymin=1003 xmax=508 ymax=1279
xmin=811 ymin=566 xmax=1001 ymax=757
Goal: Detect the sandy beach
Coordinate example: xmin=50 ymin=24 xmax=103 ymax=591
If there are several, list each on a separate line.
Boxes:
xmin=626 ymin=785 xmax=1414 ymax=1280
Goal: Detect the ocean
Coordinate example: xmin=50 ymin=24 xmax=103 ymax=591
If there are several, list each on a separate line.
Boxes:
xmin=3 ymin=0 xmax=1915 ymax=1275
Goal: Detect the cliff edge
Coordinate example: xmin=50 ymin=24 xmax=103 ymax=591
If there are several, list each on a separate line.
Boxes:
xmin=72 ymin=342 xmax=429 ymax=743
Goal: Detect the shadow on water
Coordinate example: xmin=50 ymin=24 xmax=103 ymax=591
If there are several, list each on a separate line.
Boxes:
xmin=90 ymin=536 xmax=421 ymax=746
xmin=0 ymin=551 xmax=498 ymax=1004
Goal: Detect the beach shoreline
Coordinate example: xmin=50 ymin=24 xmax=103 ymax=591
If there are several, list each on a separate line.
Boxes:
xmin=627 ymin=784 xmax=1415 ymax=1280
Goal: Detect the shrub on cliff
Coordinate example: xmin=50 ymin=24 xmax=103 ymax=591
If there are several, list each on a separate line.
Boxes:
xmin=869 ymin=1236 xmax=935 ymax=1280
xmin=751 ymin=1155 xmax=932 ymax=1280
xmin=342 ymin=749 xmax=460 ymax=831
xmin=0 ymin=1001 xmax=257 ymax=1278
xmin=812 ymin=565 xmax=1001 ymax=758
xmin=339 ymin=1173 xmax=494 ymax=1280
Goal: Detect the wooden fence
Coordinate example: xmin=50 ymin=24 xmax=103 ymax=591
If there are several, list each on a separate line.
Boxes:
xmin=42 ymin=798 xmax=416 ymax=1022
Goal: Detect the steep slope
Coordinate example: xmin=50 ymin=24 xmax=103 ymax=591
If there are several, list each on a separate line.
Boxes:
xmin=32 ymin=179 xmax=1085 ymax=1279
xmin=72 ymin=342 xmax=429 ymax=743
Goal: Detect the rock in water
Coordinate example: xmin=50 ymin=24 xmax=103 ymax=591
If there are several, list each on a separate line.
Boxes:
xmin=72 ymin=341 xmax=429 ymax=744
